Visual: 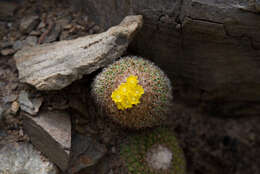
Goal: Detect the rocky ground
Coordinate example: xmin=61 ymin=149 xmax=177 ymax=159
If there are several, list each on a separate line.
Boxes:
xmin=0 ymin=0 xmax=259 ymax=174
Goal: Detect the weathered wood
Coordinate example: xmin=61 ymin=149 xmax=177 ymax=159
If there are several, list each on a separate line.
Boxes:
xmin=14 ymin=15 xmax=143 ymax=90
xmin=74 ymin=0 xmax=260 ymax=105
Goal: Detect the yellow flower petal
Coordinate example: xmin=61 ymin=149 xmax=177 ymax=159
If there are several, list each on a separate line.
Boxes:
xmin=126 ymin=75 xmax=138 ymax=85
xmin=111 ymin=91 xmax=122 ymax=102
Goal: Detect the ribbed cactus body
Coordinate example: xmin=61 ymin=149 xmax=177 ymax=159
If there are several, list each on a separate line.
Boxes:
xmin=120 ymin=128 xmax=186 ymax=174
xmin=91 ymin=56 xmax=173 ymax=129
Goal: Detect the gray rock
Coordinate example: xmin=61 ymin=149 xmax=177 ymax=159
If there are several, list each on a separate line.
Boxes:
xmin=0 ymin=142 xmax=58 ymax=174
xmin=24 ymin=36 xmax=38 ymax=47
xmin=23 ymin=111 xmax=71 ymax=171
xmin=13 ymin=40 xmax=23 ymax=51
xmin=3 ymin=94 xmax=17 ymax=104
xmin=19 ymin=16 xmax=40 ymax=34
xmin=14 ymin=15 xmax=143 ymax=90
xmin=43 ymin=23 xmax=62 ymax=43
xmin=18 ymin=90 xmax=43 ymax=115
xmin=68 ymin=134 xmax=107 ymax=174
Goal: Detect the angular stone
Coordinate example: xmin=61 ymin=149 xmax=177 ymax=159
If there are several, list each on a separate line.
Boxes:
xmin=24 ymin=36 xmax=38 ymax=47
xmin=0 ymin=142 xmax=58 ymax=174
xmin=42 ymin=23 xmax=62 ymax=43
xmin=68 ymin=134 xmax=107 ymax=174
xmin=19 ymin=15 xmax=40 ymax=34
xmin=23 ymin=110 xmax=71 ymax=171
xmin=18 ymin=90 xmax=43 ymax=115
xmin=14 ymin=15 xmax=143 ymax=90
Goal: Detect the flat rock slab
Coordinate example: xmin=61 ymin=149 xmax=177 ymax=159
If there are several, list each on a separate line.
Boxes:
xmin=23 ymin=110 xmax=71 ymax=171
xmin=14 ymin=15 xmax=143 ymax=90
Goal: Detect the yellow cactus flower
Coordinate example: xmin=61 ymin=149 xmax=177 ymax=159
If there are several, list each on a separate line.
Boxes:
xmin=111 ymin=75 xmax=144 ymax=110
xmin=118 ymin=83 xmax=129 ymax=94
xmin=127 ymin=75 xmax=138 ymax=86
xmin=127 ymin=94 xmax=140 ymax=105
xmin=111 ymin=90 xmax=123 ymax=102
xmin=133 ymin=84 xmax=144 ymax=97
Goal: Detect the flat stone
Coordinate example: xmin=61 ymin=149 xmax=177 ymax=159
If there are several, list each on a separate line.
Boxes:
xmin=43 ymin=23 xmax=62 ymax=43
xmin=18 ymin=90 xmax=43 ymax=115
xmin=19 ymin=15 xmax=40 ymax=34
xmin=68 ymin=134 xmax=107 ymax=174
xmin=23 ymin=110 xmax=71 ymax=171
xmin=14 ymin=15 xmax=143 ymax=90
xmin=0 ymin=142 xmax=58 ymax=174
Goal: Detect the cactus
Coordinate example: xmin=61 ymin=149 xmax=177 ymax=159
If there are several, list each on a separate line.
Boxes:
xmin=120 ymin=128 xmax=186 ymax=174
xmin=91 ymin=56 xmax=173 ymax=129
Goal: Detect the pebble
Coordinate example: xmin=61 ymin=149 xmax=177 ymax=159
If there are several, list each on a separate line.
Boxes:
xmin=13 ymin=40 xmax=23 ymax=51
xmin=0 ymin=48 xmax=15 ymax=56
xmin=19 ymin=15 xmax=40 ymax=34
xmin=30 ymin=30 xmax=41 ymax=36
xmin=18 ymin=90 xmax=43 ymax=115
xmin=24 ymin=36 xmax=38 ymax=47
xmin=43 ymin=23 xmax=62 ymax=43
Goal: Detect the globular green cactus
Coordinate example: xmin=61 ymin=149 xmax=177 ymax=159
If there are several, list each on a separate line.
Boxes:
xmin=91 ymin=56 xmax=173 ymax=129
xmin=120 ymin=128 xmax=186 ymax=174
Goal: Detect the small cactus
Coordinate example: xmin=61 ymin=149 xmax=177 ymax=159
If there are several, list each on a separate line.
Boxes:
xmin=120 ymin=128 xmax=186 ymax=174
xmin=91 ymin=56 xmax=173 ymax=129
